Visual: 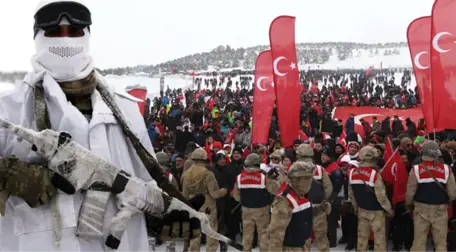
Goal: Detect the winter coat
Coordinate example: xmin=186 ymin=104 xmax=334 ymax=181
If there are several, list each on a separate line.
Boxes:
xmin=392 ymin=119 xmax=405 ymax=137
xmin=0 ymin=72 xmax=156 ymax=251
xmin=345 ymin=117 xmax=355 ymax=134
xmin=381 ymin=118 xmax=392 ymax=135
xmin=406 ymin=120 xmax=417 ymax=138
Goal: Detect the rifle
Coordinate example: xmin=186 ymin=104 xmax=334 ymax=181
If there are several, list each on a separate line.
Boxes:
xmin=0 ymin=118 xmax=230 ymax=249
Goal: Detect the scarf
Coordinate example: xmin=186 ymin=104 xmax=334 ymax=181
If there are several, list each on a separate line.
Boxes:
xmin=58 ymin=70 xmax=97 ymax=118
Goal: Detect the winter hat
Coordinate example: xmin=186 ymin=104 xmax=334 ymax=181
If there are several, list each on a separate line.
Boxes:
xmin=232 ymin=146 xmax=243 ymax=155
xmin=212 ymin=141 xmax=223 ymax=150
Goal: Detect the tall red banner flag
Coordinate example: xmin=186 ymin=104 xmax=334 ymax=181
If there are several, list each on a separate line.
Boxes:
xmin=252 ymin=50 xmax=276 ymax=145
xmin=269 ymin=16 xmax=301 ymax=147
xmin=431 ymin=0 xmax=456 ymax=129
xmin=407 ymin=16 xmax=435 ymax=132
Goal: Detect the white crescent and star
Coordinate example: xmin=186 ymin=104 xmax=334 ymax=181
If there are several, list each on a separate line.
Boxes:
xmin=432 ymin=32 xmax=452 ymax=53
xmin=414 ymin=51 xmax=430 ymax=70
xmin=273 ymin=56 xmax=297 ymax=76
xmin=256 ymin=76 xmax=273 ymax=92
xmin=391 ymin=162 xmax=397 ymax=180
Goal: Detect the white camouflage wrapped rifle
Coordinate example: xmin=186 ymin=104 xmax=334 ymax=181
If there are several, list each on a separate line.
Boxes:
xmin=0 ymin=118 xmax=230 ymax=249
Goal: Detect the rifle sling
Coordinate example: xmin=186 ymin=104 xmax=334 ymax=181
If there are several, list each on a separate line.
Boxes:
xmin=95 ymin=84 xmax=191 ymax=206
xmin=34 ymin=86 xmax=52 ymax=131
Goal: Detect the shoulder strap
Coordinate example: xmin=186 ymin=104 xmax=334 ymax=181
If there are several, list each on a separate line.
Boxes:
xmin=34 ymin=86 xmax=51 ymax=131
xmin=95 ymin=83 xmax=191 ymax=206
xmin=421 ymin=164 xmax=449 ymax=201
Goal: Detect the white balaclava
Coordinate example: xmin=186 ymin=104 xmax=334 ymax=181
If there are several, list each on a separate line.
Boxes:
xmin=33 ymin=17 xmax=93 ymax=82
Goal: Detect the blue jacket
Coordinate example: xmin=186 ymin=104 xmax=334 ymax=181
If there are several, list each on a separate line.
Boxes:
xmin=345 ymin=117 xmax=355 ymax=134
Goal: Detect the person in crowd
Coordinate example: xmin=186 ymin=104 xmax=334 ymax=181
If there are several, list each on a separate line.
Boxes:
xmin=157 ymin=152 xmax=180 ymax=189
xmin=267 ymin=162 xmax=314 ymax=252
xmin=349 ymin=146 xmax=393 ymax=252
xmin=182 ymin=148 xmax=228 ymax=252
xmin=232 ymin=153 xmax=281 ymax=251
xmin=295 ymin=144 xmax=332 ymax=252
xmin=406 ymin=141 xmax=456 ymax=252
xmin=322 ymin=148 xmax=343 ymax=247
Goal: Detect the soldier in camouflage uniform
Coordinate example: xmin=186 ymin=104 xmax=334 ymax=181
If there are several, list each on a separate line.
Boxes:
xmin=295 ymin=144 xmax=332 ymax=252
xmin=156 ymin=152 xmax=179 ymax=190
xmin=182 ymin=148 xmax=227 ymax=252
xmin=268 ymin=161 xmax=314 ymax=252
xmin=232 ymin=153 xmax=281 ymax=252
xmin=405 ymin=141 xmax=456 ymax=252
xmin=348 ymin=146 xmax=393 ymax=252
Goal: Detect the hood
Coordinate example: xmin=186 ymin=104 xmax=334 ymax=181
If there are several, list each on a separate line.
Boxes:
xmin=183 ymin=164 xmax=208 ymax=192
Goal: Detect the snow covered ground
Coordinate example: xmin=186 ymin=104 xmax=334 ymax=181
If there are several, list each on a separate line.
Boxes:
xmin=0 ymin=71 xmax=417 ymax=100
xmin=150 ymin=227 xmax=434 ymax=252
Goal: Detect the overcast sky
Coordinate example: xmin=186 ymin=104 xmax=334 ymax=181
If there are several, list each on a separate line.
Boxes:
xmin=0 ymin=0 xmax=435 ymax=71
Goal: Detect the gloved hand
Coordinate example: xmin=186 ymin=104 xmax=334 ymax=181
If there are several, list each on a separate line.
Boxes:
xmin=146 ymin=193 xmax=205 ymax=240
xmin=386 ymin=210 xmax=395 ymax=219
xmin=324 ymin=201 xmax=332 ymax=215
xmin=0 ymin=158 xmax=58 ymax=209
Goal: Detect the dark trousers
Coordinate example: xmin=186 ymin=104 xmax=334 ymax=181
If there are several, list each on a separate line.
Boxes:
xmin=224 ymin=198 xmax=241 ymax=241
xmin=390 ymin=203 xmax=413 ymax=250
xmin=327 ymin=198 xmax=341 ymax=245
xmin=341 ymin=201 xmax=358 ymax=249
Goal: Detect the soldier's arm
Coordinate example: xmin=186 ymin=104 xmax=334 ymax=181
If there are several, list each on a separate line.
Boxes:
xmin=268 ymin=196 xmax=292 ymax=252
xmin=405 ymin=169 xmax=417 ymax=207
xmin=322 ymin=171 xmax=333 ymax=199
xmin=205 ymin=171 xmax=227 ymax=199
xmin=232 ymin=182 xmax=240 ymax=202
xmin=374 ymin=174 xmax=393 ymax=215
xmin=446 ymin=171 xmax=456 ymax=202
xmin=348 ymin=183 xmax=358 ymax=213
xmin=182 ymin=182 xmax=190 ymax=199
xmin=266 ymin=177 xmax=281 ymax=195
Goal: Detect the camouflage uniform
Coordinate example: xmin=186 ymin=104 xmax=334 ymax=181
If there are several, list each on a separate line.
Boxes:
xmin=232 ymin=154 xmax=281 ymax=252
xmin=156 ymin=152 xmax=180 ymax=190
xmin=0 ymin=158 xmax=58 ymax=214
xmin=182 ymin=148 xmax=227 ymax=252
xmin=295 ymin=144 xmax=332 ymax=252
xmin=268 ymin=162 xmax=314 ymax=252
xmin=405 ymin=141 xmax=456 ymax=252
xmin=348 ymin=146 xmax=393 ymax=252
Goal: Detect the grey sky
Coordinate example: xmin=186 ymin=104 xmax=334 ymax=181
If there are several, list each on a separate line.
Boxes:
xmin=0 ymin=0 xmax=434 ymax=71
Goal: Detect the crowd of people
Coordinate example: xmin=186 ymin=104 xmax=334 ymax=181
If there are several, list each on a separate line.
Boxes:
xmin=144 ymin=70 xmax=456 ymax=251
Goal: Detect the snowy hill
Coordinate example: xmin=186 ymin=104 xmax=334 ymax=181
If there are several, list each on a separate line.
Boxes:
xmin=99 ymin=42 xmax=411 ymax=75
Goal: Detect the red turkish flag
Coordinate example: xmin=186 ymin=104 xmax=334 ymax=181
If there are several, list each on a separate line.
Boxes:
xmin=383 ymin=137 xmax=394 ymax=161
xmin=381 ymin=149 xmax=408 ymax=204
xmin=408 ymin=16 xmax=435 ymax=132
xmin=269 ymin=16 xmax=301 ymax=147
xmin=431 ymin=0 xmax=456 ymax=129
xmin=126 ymin=86 xmax=147 ymax=116
xmin=252 ymin=50 xmax=276 ymax=145
xmin=299 ymin=130 xmax=309 ymax=141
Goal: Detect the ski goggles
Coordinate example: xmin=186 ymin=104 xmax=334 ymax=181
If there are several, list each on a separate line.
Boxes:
xmin=34 ymin=1 xmax=91 ymax=35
